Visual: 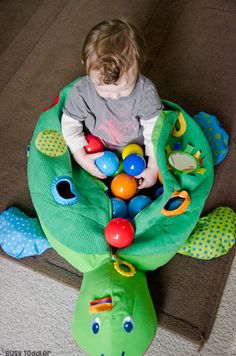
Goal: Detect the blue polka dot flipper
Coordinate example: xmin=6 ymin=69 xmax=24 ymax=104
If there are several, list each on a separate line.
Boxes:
xmin=193 ymin=112 xmax=229 ymax=165
xmin=0 ymin=207 xmax=51 ymax=258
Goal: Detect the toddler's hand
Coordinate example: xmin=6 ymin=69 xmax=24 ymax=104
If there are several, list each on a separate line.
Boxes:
xmin=135 ymin=166 xmax=158 ymax=189
xmin=135 ymin=155 xmax=159 ymax=189
xmin=135 ymin=156 xmax=158 ymax=189
xmin=72 ymin=148 xmax=107 ymax=179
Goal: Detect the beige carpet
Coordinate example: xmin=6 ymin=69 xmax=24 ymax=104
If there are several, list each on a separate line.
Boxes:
xmin=0 ymin=255 xmax=235 ymax=355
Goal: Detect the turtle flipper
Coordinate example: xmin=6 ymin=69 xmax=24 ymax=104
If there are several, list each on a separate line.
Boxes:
xmin=28 ymin=81 xmax=111 ymax=272
xmin=118 ymin=103 xmax=214 ymax=270
xmin=0 ymin=207 xmax=51 ymax=258
xmin=178 ymin=207 xmax=236 ymax=259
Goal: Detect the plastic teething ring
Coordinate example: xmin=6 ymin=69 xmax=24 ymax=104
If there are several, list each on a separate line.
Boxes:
xmin=172 ymin=112 xmax=187 ymax=137
xmin=162 ymin=190 xmax=191 ymax=217
xmin=113 ymin=259 xmax=136 ymax=277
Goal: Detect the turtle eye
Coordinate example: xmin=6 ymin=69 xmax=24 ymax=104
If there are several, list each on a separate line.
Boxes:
xmin=123 ymin=316 xmax=134 ymax=333
xmin=91 ymin=317 xmax=100 ymax=334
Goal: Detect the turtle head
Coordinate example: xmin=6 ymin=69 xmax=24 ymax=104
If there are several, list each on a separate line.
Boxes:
xmin=72 ymin=263 xmax=157 ymax=356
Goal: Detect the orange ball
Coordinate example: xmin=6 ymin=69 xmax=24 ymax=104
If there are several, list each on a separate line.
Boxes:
xmin=111 ymin=173 xmax=137 ymax=200
xmin=158 ymin=171 xmax=163 ymax=184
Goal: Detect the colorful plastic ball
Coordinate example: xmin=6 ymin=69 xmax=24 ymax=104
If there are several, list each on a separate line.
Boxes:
xmin=113 ymin=161 xmax=124 ymax=176
xmin=111 ymin=173 xmax=137 ymax=200
xmin=95 ymin=151 xmax=119 ymax=176
xmin=104 ymin=218 xmax=134 ymax=248
xmin=111 ymin=198 xmax=128 ymax=218
xmin=165 ymin=197 xmax=184 ymax=211
xmin=84 ymin=134 xmax=104 ymax=153
xmin=154 ymin=186 xmax=164 ymax=199
xmin=123 ymin=154 xmax=146 ymax=176
xmin=122 ymin=144 xmax=144 ymax=160
xmin=173 ymin=141 xmax=182 ymax=150
xmin=158 ymin=171 xmax=163 ymax=184
xmin=128 ymin=195 xmax=152 ymax=219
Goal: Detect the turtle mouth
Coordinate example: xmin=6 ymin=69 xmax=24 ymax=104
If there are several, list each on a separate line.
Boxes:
xmin=90 ymin=296 xmax=113 ymax=313
xmin=101 ymin=353 xmax=125 ymax=356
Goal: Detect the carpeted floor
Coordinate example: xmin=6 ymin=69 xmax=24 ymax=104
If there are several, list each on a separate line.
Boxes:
xmin=0 ymin=256 xmax=235 ymax=355
xmin=0 ymin=0 xmax=236 ymax=351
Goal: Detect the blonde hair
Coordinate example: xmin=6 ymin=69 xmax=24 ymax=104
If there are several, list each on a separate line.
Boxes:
xmin=82 ymin=19 xmax=148 ymax=84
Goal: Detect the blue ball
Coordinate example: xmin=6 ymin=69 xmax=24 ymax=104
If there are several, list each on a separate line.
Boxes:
xmin=95 ymin=151 xmax=119 ymax=176
xmin=111 ymin=198 xmax=128 ymax=218
xmin=154 ymin=186 xmax=164 ymax=199
xmin=165 ymin=197 xmax=184 ymax=211
xmin=123 ymin=154 xmax=146 ymax=176
xmin=173 ymin=141 xmax=182 ymax=150
xmin=128 ymin=195 xmax=152 ymax=219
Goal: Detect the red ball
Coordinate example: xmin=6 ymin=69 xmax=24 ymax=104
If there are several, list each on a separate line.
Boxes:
xmin=84 ymin=134 xmax=104 ymax=153
xmin=104 ymin=218 xmax=134 ymax=248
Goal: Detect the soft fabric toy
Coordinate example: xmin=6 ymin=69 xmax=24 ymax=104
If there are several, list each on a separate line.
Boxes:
xmin=193 ymin=112 xmax=229 ymax=165
xmin=1 ymin=206 xmax=234 ymax=261
xmin=1 ymin=78 xmax=235 ymax=355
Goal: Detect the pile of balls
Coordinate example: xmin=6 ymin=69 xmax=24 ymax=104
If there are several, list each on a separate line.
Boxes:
xmin=84 ymin=134 xmax=160 ymax=249
xmin=85 ymin=135 xmax=187 ymax=249
xmin=84 ymin=134 xmax=185 ymax=248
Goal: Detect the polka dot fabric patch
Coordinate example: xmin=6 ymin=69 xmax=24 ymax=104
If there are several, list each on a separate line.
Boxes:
xmin=193 ymin=112 xmax=229 ymax=165
xmin=0 ymin=207 xmax=51 ymax=258
xmin=178 ymin=207 xmax=236 ymax=259
xmin=35 ymin=130 xmax=67 ymax=157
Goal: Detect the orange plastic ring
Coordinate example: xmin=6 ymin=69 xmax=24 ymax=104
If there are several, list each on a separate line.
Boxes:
xmin=162 ymin=191 xmax=191 ymax=216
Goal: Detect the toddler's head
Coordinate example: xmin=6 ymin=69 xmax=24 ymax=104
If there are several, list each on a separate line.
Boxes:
xmin=82 ymin=19 xmax=148 ymax=99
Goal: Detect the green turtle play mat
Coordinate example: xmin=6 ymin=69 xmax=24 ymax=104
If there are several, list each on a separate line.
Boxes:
xmin=0 ymin=78 xmax=235 ymax=356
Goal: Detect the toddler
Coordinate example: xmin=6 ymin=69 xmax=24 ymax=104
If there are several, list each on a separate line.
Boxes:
xmin=61 ymin=19 xmax=163 ymax=189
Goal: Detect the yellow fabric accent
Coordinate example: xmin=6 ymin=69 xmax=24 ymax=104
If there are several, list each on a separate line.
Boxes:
xmin=165 ymin=145 xmax=172 ymax=154
xmin=90 ymin=303 xmax=113 ymax=313
xmin=114 ymin=259 xmax=136 ymax=277
xmin=194 ymin=150 xmax=201 ymax=159
xmin=196 ymin=167 xmax=206 ymax=174
xmin=172 ymin=112 xmax=187 ymax=137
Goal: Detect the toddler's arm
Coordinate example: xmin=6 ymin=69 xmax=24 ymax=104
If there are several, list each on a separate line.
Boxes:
xmin=61 ymin=113 xmax=106 ymax=179
xmin=140 ymin=116 xmax=157 ymax=157
xmin=136 ymin=116 xmax=159 ymax=189
xmin=61 ymin=112 xmax=87 ymax=153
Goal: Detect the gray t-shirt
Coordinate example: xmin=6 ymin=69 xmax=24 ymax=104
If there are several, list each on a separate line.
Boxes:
xmin=63 ymin=74 xmax=162 ymax=151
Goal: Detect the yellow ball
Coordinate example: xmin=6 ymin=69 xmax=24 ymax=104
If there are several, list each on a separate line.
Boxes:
xmin=122 ymin=144 xmax=144 ymax=160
